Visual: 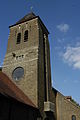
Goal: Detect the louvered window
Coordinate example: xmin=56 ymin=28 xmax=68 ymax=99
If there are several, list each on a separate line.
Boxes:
xmin=24 ymin=30 xmax=28 ymax=42
xmin=17 ymin=33 xmax=21 ymax=44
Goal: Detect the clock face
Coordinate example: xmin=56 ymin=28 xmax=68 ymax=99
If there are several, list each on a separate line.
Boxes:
xmin=12 ymin=67 xmax=24 ymax=81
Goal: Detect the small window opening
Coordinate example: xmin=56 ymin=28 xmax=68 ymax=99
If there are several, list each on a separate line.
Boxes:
xmin=24 ymin=30 xmax=28 ymax=42
xmin=22 ymin=55 xmax=24 ymax=58
xmin=72 ymin=115 xmax=76 ymax=120
xmin=17 ymin=33 xmax=21 ymax=44
xmin=19 ymin=25 xmax=21 ymax=30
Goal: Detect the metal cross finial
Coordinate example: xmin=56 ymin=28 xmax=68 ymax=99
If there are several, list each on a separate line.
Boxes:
xmin=30 ymin=6 xmax=33 ymax=12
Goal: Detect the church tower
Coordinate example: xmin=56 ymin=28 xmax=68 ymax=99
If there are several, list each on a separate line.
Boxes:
xmin=3 ymin=13 xmax=55 ymax=119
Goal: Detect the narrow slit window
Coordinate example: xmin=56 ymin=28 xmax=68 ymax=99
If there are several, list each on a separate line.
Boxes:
xmin=24 ymin=30 xmax=28 ymax=42
xmin=17 ymin=33 xmax=21 ymax=44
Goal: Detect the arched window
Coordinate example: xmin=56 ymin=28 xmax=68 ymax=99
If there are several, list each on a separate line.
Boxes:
xmin=17 ymin=33 xmax=21 ymax=44
xmin=12 ymin=67 xmax=24 ymax=81
xmin=72 ymin=115 xmax=76 ymax=120
xmin=24 ymin=30 xmax=28 ymax=42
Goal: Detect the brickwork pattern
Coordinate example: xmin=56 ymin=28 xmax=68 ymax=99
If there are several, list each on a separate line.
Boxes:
xmin=3 ymin=18 xmax=39 ymax=106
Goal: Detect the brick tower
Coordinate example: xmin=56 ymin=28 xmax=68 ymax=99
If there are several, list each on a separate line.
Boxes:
xmin=2 ymin=13 xmax=56 ymax=120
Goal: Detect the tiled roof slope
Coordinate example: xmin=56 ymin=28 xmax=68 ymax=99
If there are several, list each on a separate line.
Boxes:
xmin=9 ymin=12 xmax=37 ymax=27
xmin=16 ymin=12 xmax=36 ymax=24
xmin=0 ymin=72 xmax=36 ymax=108
xmin=9 ymin=12 xmax=49 ymax=34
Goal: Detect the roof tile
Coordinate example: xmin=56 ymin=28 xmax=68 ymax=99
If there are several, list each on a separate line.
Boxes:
xmin=0 ymin=72 xmax=36 ymax=108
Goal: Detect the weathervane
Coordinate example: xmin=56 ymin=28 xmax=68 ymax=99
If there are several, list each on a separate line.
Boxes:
xmin=30 ymin=6 xmax=33 ymax=12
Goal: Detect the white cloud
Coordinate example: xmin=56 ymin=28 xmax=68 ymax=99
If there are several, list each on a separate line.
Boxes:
xmin=73 ymin=80 xmax=79 ymax=84
xmin=57 ymin=23 xmax=69 ymax=33
xmin=57 ymin=38 xmax=65 ymax=43
xmin=62 ymin=46 xmax=80 ymax=69
xmin=76 ymin=42 xmax=80 ymax=47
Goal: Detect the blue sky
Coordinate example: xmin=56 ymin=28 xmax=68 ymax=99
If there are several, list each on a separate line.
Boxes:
xmin=0 ymin=0 xmax=80 ymax=104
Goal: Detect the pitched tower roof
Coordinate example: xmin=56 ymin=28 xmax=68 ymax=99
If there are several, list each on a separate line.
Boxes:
xmin=16 ymin=12 xmax=36 ymax=25
xmin=9 ymin=12 xmax=37 ymax=28
xmin=9 ymin=12 xmax=49 ymax=34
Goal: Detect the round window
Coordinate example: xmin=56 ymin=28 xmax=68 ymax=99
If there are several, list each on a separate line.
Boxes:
xmin=12 ymin=67 xmax=24 ymax=81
